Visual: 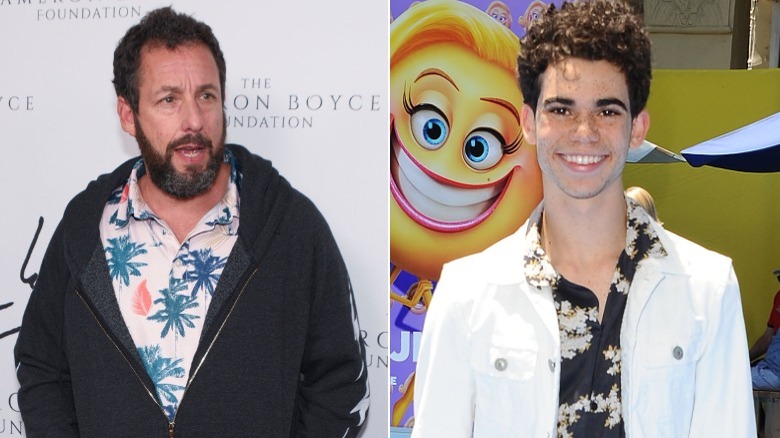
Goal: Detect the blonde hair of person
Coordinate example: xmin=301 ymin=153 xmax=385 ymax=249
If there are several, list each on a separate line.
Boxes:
xmin=625 ymin=186 xmax=662 ymax=225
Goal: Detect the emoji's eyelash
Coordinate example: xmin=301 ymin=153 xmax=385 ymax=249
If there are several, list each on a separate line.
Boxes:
xmin=404 ymin=82 xmax=521 ymax=155
xmin=502 ymin=133 xmax=523 ymax=155
xmin=402 ymin=84 xmax=416 ymax=115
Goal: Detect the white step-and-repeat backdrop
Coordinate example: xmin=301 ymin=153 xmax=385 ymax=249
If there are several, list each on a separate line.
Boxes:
xmin=0 ymin=1 xmax=388 ymax=436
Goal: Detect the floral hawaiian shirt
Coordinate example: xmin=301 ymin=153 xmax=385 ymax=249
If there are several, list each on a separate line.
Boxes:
xmin=524 ymin=199 xmax=667 ymax=438
xmin=99 ymin=150 xmax=240 ymax=420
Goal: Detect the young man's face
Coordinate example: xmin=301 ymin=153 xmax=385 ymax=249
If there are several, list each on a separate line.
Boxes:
xmin=521 ymin=58 xmax=649 ymax=201
xmin=118 ymin=43 xmax=226 ymax=198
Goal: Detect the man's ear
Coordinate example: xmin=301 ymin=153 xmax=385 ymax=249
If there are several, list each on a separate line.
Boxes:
xmin=520 ymin=103 xmax=537 ymax=145
xmin=117 ymin=96 xmax=137 ymax=137
xmin=629 ymin=109 xmax=650 ymax=149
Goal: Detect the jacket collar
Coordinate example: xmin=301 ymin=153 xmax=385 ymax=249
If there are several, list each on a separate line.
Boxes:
xmin=522 ymin=198 xmax=668 ymax=290
xmin=484 ymin=199 xmax=679 ymax=284
xmin=67 ymin=144 xmax=290 ymax=271
xmin=69 ymin=144 xmax=291 ymax=383
xmin=622 ymin=219 xmax=691 ymax=327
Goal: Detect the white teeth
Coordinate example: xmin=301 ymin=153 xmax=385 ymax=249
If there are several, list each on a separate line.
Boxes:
xmin=181 ymin=149 xmax=201 ymax=158
xmin=563 ymin=154 xmax=604 ymax=165
xmin=392 ymin=143 xmax=502 ymax=222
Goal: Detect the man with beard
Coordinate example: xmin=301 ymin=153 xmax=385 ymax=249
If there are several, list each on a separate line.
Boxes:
xmin=14 ymin=7 xmax=369 ymax=437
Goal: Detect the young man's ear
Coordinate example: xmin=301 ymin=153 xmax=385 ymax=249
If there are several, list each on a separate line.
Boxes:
xmin=520 ymin=103 xmax=537 ymax=146
xmin=117 ymin=96 xmax=137 ymax=138
xmin=628 ymin=109 xmax=650 ymax=149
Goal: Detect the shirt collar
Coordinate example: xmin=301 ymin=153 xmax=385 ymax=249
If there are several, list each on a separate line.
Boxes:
xmin=523 ymin=198 xmax=667 ymax=289
xmin=109 ymin=148 xmax=240 ymax=229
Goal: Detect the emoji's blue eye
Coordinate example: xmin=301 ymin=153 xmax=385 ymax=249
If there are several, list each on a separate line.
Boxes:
xmin=463 ymin=130 xmax=503 ymax=170
xmin=411 ymin=108 xmax=449 ymax=150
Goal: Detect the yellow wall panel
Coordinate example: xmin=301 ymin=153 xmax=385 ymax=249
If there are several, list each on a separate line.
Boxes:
xmin=625 ymin=69 xmax=780 ymax=344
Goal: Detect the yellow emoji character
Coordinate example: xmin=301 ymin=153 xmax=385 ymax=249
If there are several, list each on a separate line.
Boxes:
xmin=390 ymin=0 xmax=542 ymax=310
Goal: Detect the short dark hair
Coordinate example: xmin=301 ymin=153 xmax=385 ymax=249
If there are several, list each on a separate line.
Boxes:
xmin=517 ymin=0 xmax=651 ymax=117
xmin=112 ymin=7 xmax=226 ymax=113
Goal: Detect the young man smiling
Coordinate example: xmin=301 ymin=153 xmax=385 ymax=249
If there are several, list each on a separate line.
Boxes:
xmin=15 ymin=7 xmax=369 ymax=437
xmin=411 ymin=1 xmax=755 ymax=436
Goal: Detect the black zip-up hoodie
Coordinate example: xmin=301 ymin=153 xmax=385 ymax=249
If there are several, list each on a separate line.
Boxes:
xmin=15 ymin=144 xmax=369 ymax=437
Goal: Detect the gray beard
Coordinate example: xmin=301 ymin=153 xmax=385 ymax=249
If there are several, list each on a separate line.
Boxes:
xmin=134 ymin=117 xmax=224 ymax=199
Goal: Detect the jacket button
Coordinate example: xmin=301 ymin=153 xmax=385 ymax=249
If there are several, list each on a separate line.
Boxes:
xmin=494 ymin=357 xmax=508 ymax=371
xmin=548 ymin=359 xmax=556 ymax=372
xmin=673 ymin=346 xmax=684 ymax=360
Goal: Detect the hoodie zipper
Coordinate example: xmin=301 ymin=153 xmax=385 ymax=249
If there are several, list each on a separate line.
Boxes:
xmin=169 ymin=267 xmax=258 ymax=433
xmin=74 ymin=289 xmax=170 ymax=428
xmin=75 ymin=267 xmax=259 ymax=437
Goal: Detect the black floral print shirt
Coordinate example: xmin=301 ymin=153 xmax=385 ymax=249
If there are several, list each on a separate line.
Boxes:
xmin=523 ymin=199 xmax=667 ymax=438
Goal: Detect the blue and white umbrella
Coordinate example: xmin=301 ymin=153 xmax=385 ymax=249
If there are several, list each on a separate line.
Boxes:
xmin=681 ymin=112 xmax=780 ymax=173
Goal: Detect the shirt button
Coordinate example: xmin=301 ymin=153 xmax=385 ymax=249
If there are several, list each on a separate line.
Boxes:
xmin=548 ymin=359 xmax=556 ymax=372
xmin=494 ymin=357 xmax=508 ymax=371
xmin=673 ymin=346 xmax=684 ymax=360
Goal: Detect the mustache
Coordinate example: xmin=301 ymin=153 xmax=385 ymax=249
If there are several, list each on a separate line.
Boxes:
xmin=167 ymin=133 xmax=213 ymax=152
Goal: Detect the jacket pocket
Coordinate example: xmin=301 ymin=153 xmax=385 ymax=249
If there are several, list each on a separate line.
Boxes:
xmin=632 ymin=324 xmax=704 ymax=437
xmin=471 ymin=340 xmax=538 ymax=381
xmin=469 ymin=339 xmax=550 ymax=436
xmin=642 ymin=330 xmax=702 ymax=368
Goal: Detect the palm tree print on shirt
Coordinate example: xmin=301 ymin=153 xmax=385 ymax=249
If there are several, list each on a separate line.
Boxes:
xmin=105 ymin=235 xmax=147 ymax=287
xmin=179 ymin=248 xmax=228 ymax=297
xmin=147 ymin=278 xmax=200 ymax=339
xmin=138 ymin=344 xmax=185 ymax=420
xmin=205 ymin=207 xmax=234 ymax=227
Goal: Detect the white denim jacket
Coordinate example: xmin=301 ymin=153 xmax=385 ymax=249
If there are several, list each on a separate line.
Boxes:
xmin=412 ymin=215 xmax=755 ymax=438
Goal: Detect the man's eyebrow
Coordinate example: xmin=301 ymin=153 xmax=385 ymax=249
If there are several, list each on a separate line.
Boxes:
xmin=542 ymin=97 xmax=574 ymax=107
xmin=481 ymin=97 xmax=521 ymax=125
xmin=156 ymin=83 xmax=219 ymax=94
xmin=414 ymin=68 xmax=460 ymax=91
xmin=197 ymin=83 xmax=220 ymax=93
xmin=157 ymin=85 xmax=183 ymax=94
xmin=596 ymin=98 xmax=628 ymax=111
xmin=542 ymin=97 xmax=629 ymax=112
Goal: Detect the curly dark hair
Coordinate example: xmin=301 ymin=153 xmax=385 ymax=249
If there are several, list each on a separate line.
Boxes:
xmin=112 ymin=7 xmax=226 ymax=114
xmin=517 ymin=0 xmax=651 ymax=117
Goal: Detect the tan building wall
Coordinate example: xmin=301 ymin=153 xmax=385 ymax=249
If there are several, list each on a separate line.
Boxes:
xmin=750 ymin=0 xmax=780 ymax=68
xmin=643 ymin=0 xmax=752 ymax=68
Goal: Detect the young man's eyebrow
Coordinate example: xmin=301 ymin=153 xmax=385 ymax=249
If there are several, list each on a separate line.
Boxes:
xmin=542 ymin=97 xmax=574 ymax=107
xmin=541 ymin=97 xmax=629 ymax=112
xmin=596 ymin=98 xmax=628 ymax=111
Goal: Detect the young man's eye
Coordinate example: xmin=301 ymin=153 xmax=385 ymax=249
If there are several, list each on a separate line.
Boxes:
xmin=601 ymin=109 xmax=623 ymax=117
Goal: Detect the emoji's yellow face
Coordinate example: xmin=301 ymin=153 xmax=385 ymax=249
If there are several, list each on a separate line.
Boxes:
xmin=390 ymin=42 xmax=542 ymax=280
